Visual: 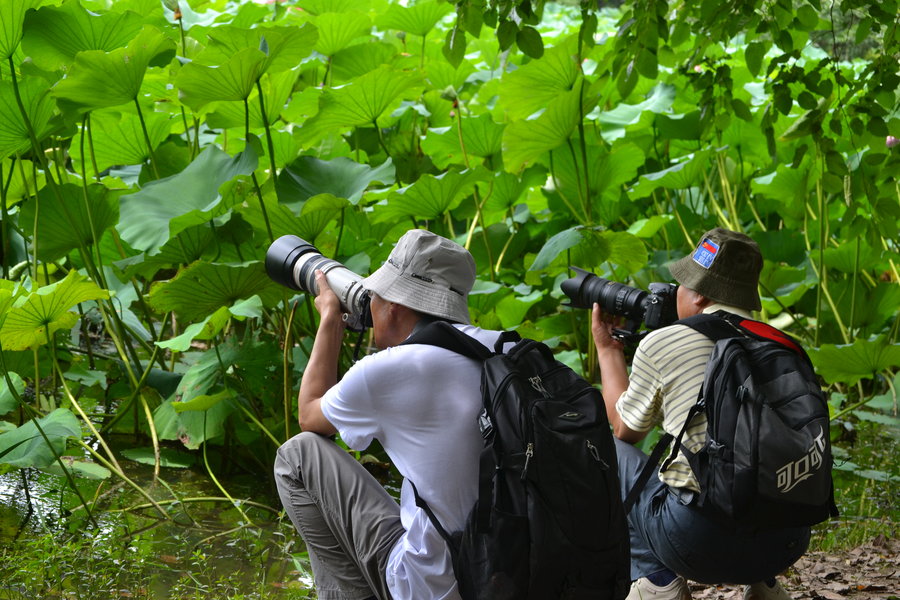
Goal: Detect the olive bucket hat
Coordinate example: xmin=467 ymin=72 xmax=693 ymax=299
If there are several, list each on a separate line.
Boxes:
xmin=668 ymin=227 xmax=763 ymax=311
xmin=361 ymin=229 xmax=476 ymax=324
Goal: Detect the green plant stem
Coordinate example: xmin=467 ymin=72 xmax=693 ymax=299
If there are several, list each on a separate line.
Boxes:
xmin=256 ymin=79 xmax=279 ymax=180
xmin=283 ymin=302 xmax=298 ymax=441
xmin=118 ymin=496 xmax=280 ymax=516
xmin=76 ymin=439 xmax=170 ymax=519
xmin=202 ymin=438 xmax=254 ymax=525
xmin=133 ymin=98 xmax=160 ymax=179
xmin=99 ymin=339 xmax=164 ymax=434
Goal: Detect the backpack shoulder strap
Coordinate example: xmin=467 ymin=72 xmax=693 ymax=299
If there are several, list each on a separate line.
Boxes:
xmin=676 ymin=311 xmax=744 ymax=341
xmin=403 ymin=320 xmax=512 ymax=361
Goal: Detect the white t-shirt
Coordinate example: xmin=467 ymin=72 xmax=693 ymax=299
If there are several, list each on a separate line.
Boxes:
xmin=320 ymin=324 xmax=503 ymax=600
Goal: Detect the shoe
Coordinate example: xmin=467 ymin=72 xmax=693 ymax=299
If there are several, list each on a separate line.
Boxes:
xmin=743 ymin=580 xmax=791 ymax=600
xmin=626 ymin=576 xmax=691 ymax=600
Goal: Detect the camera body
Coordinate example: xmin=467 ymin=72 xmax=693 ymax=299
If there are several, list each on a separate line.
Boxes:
xmin=265 ymin=235 xmax=372 ymax=331
xmin=561 ymin=267 xmax=678 ymax=341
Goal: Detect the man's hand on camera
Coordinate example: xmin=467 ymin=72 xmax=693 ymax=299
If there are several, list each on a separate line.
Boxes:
xmin=313 ymin=270 xmax=346 ymax=326
xmin=591 ymin=303 xmax=625 ymax=354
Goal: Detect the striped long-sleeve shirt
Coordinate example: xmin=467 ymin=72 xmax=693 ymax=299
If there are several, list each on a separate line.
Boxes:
xmin=615 ymin=303 xmax=751 ymax=491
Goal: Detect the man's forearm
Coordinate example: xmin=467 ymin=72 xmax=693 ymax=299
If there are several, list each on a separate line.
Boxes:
xmin=297 ymin=314 xmax=344 ymax=433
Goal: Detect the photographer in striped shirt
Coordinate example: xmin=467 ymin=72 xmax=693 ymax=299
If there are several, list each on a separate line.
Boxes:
xmin=591 ymin=228 xmax=810 ymax=600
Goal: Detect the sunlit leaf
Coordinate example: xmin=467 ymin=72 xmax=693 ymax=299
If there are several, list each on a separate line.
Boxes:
xmin=148 ymin=261 xmax=282 ymax=323
xmin=121 ymin=446 xmax=196 ymax=468
xmin=196 ymin=24 xmax=318 ymax=74
xmin=375 ymin=0 xmax=453 ymax=37
xmin=314 ymin=11 xmax=371 ymax=56
xmin=0 ymin=0 xmax=41 ymax=60
xmin=19 ymin=183 xmax=119 ymax=262
xmin=70 ymin=110 xmax=171 ymax=176
xmin=0 ymin=79 xmax=55 ymax=161
xmin=155 ymin=306 xmax=231 ymax=352
xmin=117 ymin=143 xmax=258 ymax=255
xmin=173 ymin=389 xmax=234 ymax=413
xmin=498 ymin=38 xmax=579 ymax=120
xmin=628 ymin=150 xmax=712 ymax=198
xmin=53 ymin=26 xmax=177 ymax=113
xmin=0 ymin=372 xmax=24 ymax=416
xmin=503 ymin=85 xmax=583 ymax=172
xmin=204 ymin=70 xmax=299 ymax=131
xmin=22 ymin=2 xmax=143 ymax=70
xmin=43 ymin=459 xmax=111 ymax=480
xmin=809 ymin=338 xmax=900 ymax=385
xmin=299 ymin=66 xmax=423 ymax=144
xmin=530 ymin=227 xmax=584 ymax=272
xmin=175 ymin=47 xmax=267 ymax=110
xmin=153 ymin=395 xmax=235 ymax=450
xmin=0 ymin=271 xmax=110 ymax=351
xmin=332 ymin=42 xmax=398 ymax=81
xmin=0 ymin=408 xmax=81 ymax=468
xmin=276 ymin=156 xmax=395 ymax=206
xmin=375 ymin=168 xmax=485 ymax=222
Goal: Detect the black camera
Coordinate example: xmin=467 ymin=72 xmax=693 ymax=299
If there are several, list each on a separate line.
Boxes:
xmin=265 ymin=235 xmax=372 ymax=331
xmin=561 ymin=267 xmax=678 ymax=342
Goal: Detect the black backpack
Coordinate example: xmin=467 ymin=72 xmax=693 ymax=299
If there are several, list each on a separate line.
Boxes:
xmin=404 ymin=321 xmax=629 ymax=600
xmin=625 ymin=311 xmax=838 ymax=531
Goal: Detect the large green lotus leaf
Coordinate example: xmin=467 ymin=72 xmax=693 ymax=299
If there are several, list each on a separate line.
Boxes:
xmin=53 ymin=26 xmax=176 ymax=113
xmin=240 ymin=193 xmax=340 ymax=244
xmin=503 ymin=85 xmax=583 ymax=173
xmin=422 ymin=115 xmax=505 ymax=168
xmin=148 ymin=261 xmax=282 ymax=323
xmin=0 ymin=158 xmax=44 ymax=207
xmin=531 ymin=228 xmax=646 ymax=273
xmin=0 ymin=0 xmax=41 ymax=60
xmin=299 ymin=65 xmax=423 ymax=144
xmin=204 ymin=69 xmax=299 ymax=131
xmin=498 ymin=37 xmax=580 ymax=121
xmin=332 ymin=41 xmax=398 ymax=82
xmin=175 ymin=47 xmax=267 ymax=111
xmin=18 ymin=183 xmax=119 ymax=262
xmin=595 ymin=83 xmax=676 ymax=141
xmin=117 ymin=143 xmax=258 ymax=255
xmin=120 ymin=446 xmax=195 ymax=469
xmin=276 ymin=156 xmax=395 ymax=206
xmin=375 ymin=0 xmax=453 ymax=37
xmin=153 ymin=395 xmax=235 ymax=450
xmin=822 ymin=240 xmax=881 ymax=274
xmin=374 ymin=168 xmax=486 ymax=222
xmin=0 ymin=78 xmax=55 ymax=161
xmin=495 ymin=290 xmax=543 ymax=330
xmin=0 ymin=408 xmax=81 ymax=468
xmin=70 ymin=109 xmax=171 ymax=176
xmin=196 ymin=24 xmax=318 ymax=74
xmin=544 ymin=140 xmax=645 ymax=211
xmin=173 ymin=389 xmax=234 ymax=413
xmin=0 ymin=270 xmax=109 ymax=351
xmin=313 ymin=11 xmax=371 ymax=57
xmin=809 ymin=338 xmax=900 ymax=386
xmin=0 ymin=372 xmax=24 ymax=416
xmin=155 ymin=306 xmax=231 ymax=352
xmin=43 ymin=459 xmax=111 ymax=480
xmin=628 ymin=149 xmax=713 ymax=199
xmin=21 ymin=2 xmax=143 ymax=70
xmin=297 ymin=0 xmax=364 ymax=14
xmin=483 ymin=167 xmax=546 ymax=213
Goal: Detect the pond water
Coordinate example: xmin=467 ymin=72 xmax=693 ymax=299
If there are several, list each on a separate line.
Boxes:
xmin=0 ymin=451 xmax=314 ymax=599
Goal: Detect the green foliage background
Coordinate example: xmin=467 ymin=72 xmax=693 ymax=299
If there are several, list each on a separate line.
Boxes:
xmin=0 ymin=0 xmax=898 ymax=529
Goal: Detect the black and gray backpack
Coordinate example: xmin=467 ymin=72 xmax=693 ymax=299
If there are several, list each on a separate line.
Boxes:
xmin=405 ymin=321 xmax=629 ymax=600
xmin=625 ymin=310 xmax=838 ymax=531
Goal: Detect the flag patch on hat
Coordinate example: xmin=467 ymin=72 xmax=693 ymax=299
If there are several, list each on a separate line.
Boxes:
xmin=692 ymin=238 xmax=720 ymax=269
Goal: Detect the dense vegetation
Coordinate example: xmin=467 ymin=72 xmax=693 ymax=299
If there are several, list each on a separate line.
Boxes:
xmin=0 ymin=0 xmax=898 ymax=596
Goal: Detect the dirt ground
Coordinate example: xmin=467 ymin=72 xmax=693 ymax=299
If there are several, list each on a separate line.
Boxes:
xmin=689 ymin=535 xmax=899 ymax=600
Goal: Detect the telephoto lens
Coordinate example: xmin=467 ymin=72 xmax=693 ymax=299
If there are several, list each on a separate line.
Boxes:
xmin=560 ymin=267 xmax=678 ymax=335
xmin=265 ymin=235 xmax=372 ymax=331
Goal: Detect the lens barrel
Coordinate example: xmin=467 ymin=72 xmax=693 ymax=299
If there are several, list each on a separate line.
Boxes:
xmin=265 ymin=235 xmax=372 ymax=331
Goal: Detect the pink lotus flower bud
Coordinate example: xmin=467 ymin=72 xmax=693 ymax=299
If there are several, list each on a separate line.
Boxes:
xmin=887 ymin=136 xmax=900 ymax=148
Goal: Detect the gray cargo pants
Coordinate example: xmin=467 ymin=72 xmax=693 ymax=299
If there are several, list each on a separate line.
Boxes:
xmin=274 ymin=432 xmax=405 ymax=600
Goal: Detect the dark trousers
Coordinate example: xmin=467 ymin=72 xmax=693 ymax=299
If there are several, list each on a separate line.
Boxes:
xmin=615 ymin=438 xmax=811 ymax=584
